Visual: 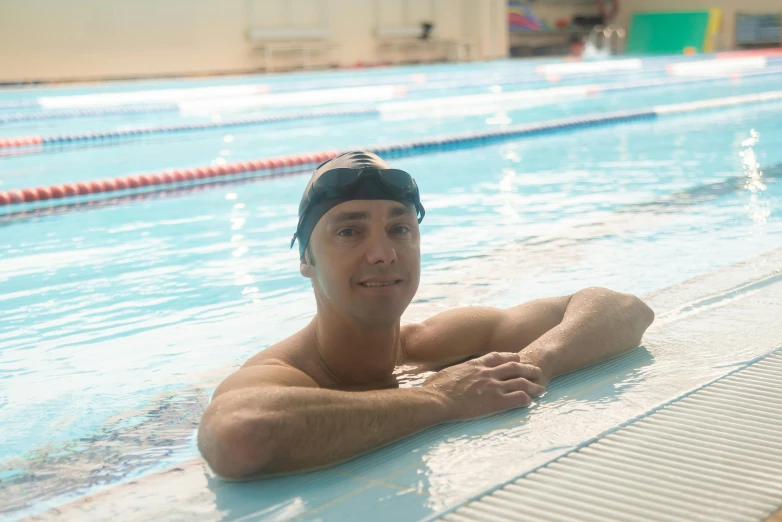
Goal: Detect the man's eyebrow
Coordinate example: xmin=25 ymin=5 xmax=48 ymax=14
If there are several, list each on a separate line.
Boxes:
xmin=389 ymin=205 xmax=412 ymax=218
xmin=329 ymin=211 xmax=370 ymax=223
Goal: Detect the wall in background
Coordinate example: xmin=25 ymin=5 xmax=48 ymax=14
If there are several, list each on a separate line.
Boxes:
xmin=618 ymin=0 xmax=782 ymax=50
xmin=0 ymin=0 xmax=507 ymax=83
xmin=529 ymin=2 xmax=598 ymax=28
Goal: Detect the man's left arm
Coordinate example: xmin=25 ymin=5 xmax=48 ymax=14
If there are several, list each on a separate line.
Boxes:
xmin=404 ymin=288 xmax=654 ymax=385
xmin=502 ymin=287 xmax=654 ymax=385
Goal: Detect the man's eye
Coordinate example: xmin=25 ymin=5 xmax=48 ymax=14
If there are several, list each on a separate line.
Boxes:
xmin=392 ymin=225 xmax=410 ymax=234
xmin=338 ymin=229 xmax=355 ymax=237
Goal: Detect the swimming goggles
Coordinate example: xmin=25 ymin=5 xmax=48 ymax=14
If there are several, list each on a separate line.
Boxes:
xmin=291 ymin=167 xmax=425 ymax=252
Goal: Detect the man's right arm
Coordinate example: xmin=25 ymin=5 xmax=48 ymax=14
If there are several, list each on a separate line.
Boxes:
xmin=198 ymin=352 xmax=543 ymax=479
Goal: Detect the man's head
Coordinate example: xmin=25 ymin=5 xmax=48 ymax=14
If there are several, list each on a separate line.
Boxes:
xmin=292 ymin=151 xmax=425 ymax=326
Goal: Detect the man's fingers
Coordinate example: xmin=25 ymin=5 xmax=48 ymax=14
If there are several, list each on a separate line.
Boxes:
xmin=477 ymin=351 xmax=520 ymax=368
xmin=502 ymin=390 xmax=533 ymax=408
xmin=500 ymin=377 xmax=545 ymax=397
xmin=491 ymin=362 xmax=542 ymax=381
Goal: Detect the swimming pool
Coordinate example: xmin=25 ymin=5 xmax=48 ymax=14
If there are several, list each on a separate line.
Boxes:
xmin=1 ymin=55 xmax=782 ymax=521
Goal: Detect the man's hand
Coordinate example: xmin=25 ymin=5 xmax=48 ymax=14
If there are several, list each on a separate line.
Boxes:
xmin=422 ymin=351 xmax=545 ymax=420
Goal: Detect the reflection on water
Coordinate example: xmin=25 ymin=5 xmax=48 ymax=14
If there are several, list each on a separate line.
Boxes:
xmin=3 ymin=168 xmax=782 ymax=519
xmin=2 ymin=106 xmax=782 ymax=518
xmin=741 ymin=129 xmax=771 ymax=228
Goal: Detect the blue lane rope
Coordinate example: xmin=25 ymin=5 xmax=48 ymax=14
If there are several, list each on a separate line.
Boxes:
xmin=38 ymin=107 xmax=376 ymax=145
xmin=0 ymin=103 xmax=179 ymax=124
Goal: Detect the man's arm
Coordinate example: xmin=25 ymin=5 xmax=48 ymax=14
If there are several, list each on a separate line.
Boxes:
xmin=198 ymin=353 xmax=543 ymax=478
xmin=511 ymin=287 xmax=654 ymax=385
xmin=404 ymin=287 xmax=654 ymax=384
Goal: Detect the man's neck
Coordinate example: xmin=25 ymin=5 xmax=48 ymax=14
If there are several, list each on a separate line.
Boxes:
xmin=310 ymin=308 xmax=402 ymax=387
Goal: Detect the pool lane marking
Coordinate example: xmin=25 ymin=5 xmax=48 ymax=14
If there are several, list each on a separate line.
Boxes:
xmin=536 ymin=58 xmax=644 ymax=76
xmin=667 ymin=56 xmax=768 ymax=77
xmin=0 ymin=107 xmax=377 ymax=151
xmin=3 ymin=50 xmax=781 ymax=115
xmin=0 ymin=65 xmax=678 ymax=123
xmin=4 ymin=52 xmax=782 ymax=125
xmin=0 ymin=103 xmax=181 ymax=124
xmin=2 ymin=89 xmax=782 ymax=210
xmin=5 ymin=65 xmax=782 ymax=156
xmin=0 ymin=85 xmax=594 ymax=153
xmin=654 ymin=89 xmax=782 ymax=114
xmin=35 ymin=84 xmax=271 ymax=110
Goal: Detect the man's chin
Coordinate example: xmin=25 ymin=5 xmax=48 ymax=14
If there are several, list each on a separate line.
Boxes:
xmin=353 ymin=303 xmax=408 ymax=327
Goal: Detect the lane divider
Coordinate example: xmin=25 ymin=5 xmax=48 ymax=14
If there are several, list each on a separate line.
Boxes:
xmin=5 ymin=55 xmax=782 ymax=125
xmin=536 ymin=58 xmax=644 ymax=76
xmin=0 ymin=66 xmax=677 ymax=124
xmin=0 ymin=57 xmax=700 ymax=112
xmin=0 ymin=99 xmax=39 ymax=111
xmin=716 ymin=48 xmax=782 ymax=59
xmin=0 ymin=170 xmax=313 ymax=223
xmin=0 ymin=150 xmax=339 ymax=208
xmin=654 ymin=89 xmax=782 ymax=114
xmin=667 ymin=56 xmax=768 ymax=77
xmin=2 ymin=89 xmax=782 ymax=210
xmin=0 ymin=107 xmax=377 ymax=152
xmin=0 ymin=65 xmax=629 ymax=112
xmin=5 ymin=65 xmax=782 ymax=155
xmin=382 ymin=66 xmax=782 ymax=119
xmin=0 ymin=110 xmax=654 ymax=208
xmin=36 ymin=84 xmax=271 ymax=110
xmin=3 ymin=49 xmax=780 ymax=115
xmin=0 ymin=104 xmax=179 ymax=124
xmin=0 ymin=71 xmax=638 ymax=125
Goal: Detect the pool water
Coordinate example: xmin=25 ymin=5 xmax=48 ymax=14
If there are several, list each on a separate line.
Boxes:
xmin=1 ymin=57 xmax=782 ymax=520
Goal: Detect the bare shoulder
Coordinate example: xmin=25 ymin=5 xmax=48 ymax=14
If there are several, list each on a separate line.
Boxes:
xmin=399 ymin=307 xmax=501 ymax=366
xmin=242 ymin=327 xmax=311 ymax=369
xmin=213 ymin=328 xmax=320 ymax=399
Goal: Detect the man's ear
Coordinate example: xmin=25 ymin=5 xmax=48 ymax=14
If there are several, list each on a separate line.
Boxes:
xmin=300 ymin=246 xmax=315 ymax=278
xmin=300 ymin=259 xmax=314 ymax=278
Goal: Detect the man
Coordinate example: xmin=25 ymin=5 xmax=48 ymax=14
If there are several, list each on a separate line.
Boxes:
xmin=198 ymin=151 xmax=654 ymax=479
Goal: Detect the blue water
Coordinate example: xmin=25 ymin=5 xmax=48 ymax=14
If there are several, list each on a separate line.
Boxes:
xmin=1 ymin=58 xmax=782 ymax=518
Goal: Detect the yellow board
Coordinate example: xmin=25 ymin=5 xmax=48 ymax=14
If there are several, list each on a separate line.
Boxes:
xmin=703 ymin=8 xmax=722 ymax=53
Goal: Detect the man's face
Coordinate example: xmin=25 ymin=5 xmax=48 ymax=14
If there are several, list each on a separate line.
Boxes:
xmin=301 ymin=199 xmax=421 ymax=326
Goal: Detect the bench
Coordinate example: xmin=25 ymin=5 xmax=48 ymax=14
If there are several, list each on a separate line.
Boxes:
xmin=248 ymin=28 xmax=340 ymax=72
xmin=375 ymin=25 xmax=478 ymax=64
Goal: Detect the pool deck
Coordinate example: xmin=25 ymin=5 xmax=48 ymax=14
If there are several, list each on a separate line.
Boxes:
xmin=26 ymin=246 xmax=782 ymax=522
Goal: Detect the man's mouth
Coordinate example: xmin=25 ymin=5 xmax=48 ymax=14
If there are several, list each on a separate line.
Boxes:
xmin=359 ymin=280 xmax=402 ymax=287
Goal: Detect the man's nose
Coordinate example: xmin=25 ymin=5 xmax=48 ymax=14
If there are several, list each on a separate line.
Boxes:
xmin=365 ymin=230 xmax=398 ymax=265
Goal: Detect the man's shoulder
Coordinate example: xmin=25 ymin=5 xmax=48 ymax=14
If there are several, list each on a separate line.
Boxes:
xmin=244 ymin=328 xmax=313 ymax=369
xmin=399 ymin=319 xmax=477 ymax=368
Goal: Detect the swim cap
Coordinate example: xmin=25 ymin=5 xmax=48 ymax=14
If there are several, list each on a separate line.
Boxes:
xmin=292 ymin=151 xmax=424 ymax=259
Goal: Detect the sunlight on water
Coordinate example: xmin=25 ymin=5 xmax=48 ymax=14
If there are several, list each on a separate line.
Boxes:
xmin=740 ymin=128 xmax=771 ymax=228
xmin=2 ymin=62 xmax=782 ymax=520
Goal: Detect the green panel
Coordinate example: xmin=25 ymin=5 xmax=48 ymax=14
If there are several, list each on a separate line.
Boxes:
xmin=626 ymin=11 xmax=711 ymax=54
